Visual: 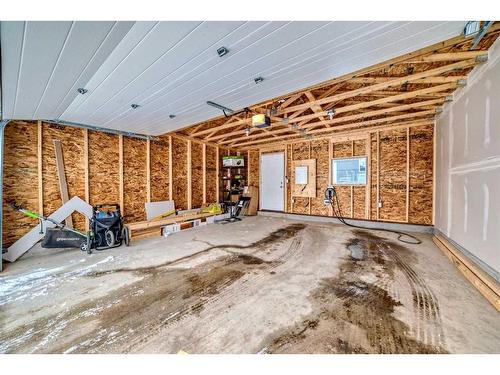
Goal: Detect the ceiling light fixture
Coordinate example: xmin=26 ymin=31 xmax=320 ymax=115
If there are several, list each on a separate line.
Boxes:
xmin=254 ymin=77 xmax=264 ymax=84
xmin=77 ymin=88 xmax=88 ymax=95
xmin=217 ymin=46 xmax=229 ymax=57
xmin=327 ymin=108 xmax=336 ymax=120
xmin=245 ymin=127 xmax=251 ymax=137
xmin=131 ymin=104 xmax=140 ymax=109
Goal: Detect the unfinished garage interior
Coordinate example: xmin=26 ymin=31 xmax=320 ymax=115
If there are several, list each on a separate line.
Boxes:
xmin=0 ymin=20 xmax=499 ymax=354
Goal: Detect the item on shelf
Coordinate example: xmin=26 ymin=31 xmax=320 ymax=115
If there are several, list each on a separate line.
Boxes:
xmin=222 ymin=155 xmax=245 ymax=167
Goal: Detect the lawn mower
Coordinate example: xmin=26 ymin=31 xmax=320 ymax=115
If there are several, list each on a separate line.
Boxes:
xmin=10 ymin=202 xmax=128 ymax=254
xmin=9 ymin=202 xmax=91 ymax=252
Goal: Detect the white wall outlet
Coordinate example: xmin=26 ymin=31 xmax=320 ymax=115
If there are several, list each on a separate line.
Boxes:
xmin=378 ymin=201 xmax=383 ymax=208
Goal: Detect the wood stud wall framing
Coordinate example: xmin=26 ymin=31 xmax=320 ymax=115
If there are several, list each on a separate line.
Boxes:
xmin=202 ymin=144 xmax=207 ymax=205
xmin=168 ymin=136 xmax=173 ymax=200
xmin=37 ymin=120 xmax=43 ymax=215
xmin=119 ymin=135 xmax=124 ymax=216
xmin=83 ymin=128 xmax=90 ymax=229
xmin=146 ymin=139 xmax=151 ymax=203
xmin=2 ymin=122 xmax=229 ymax=247
xmin=187 ymin=140 xmax=192 ymax=210
xmin=255 ymin=121 xmax=433 ymax=224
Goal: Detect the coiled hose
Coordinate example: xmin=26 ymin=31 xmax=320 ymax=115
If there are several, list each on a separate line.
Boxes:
xmin=325 ymin=187 xmax=422 ymax=245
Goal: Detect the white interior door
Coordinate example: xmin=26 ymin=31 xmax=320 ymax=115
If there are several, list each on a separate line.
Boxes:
xmin=260 ymin=152 xmax=285 ymax=211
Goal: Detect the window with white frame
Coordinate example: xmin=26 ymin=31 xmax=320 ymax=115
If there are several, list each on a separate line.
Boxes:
xmin=331 ymin=157 xmax=367 ymax=185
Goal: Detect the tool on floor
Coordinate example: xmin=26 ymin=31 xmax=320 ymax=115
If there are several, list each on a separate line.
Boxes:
xmin=3 ymin=197 xmax=94 ymax=262
xmin=8 ymin=202 xmax=91 ymax=252
xmin=324 ymin=186 xmax=422 ymax=245
xmin=7 ymin=200 xmax=126 ymax=259
xmin=219 ymin=197 xmax=251 ymax=223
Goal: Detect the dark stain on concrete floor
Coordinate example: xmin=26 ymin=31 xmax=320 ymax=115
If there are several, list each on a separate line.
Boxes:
xmin=0 ymin=224 xmax=306 ymax=353
xmin=262 ymin=230 xmax=447 ymax=354
xmin=86 ymin=223 xmax=306 ymax=277
xmin=0 ymin=224 xmax=450 ymax=354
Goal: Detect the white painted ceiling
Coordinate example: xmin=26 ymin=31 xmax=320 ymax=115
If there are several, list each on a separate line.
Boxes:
xmin=1 ymin=21 xmax=466 ymax=135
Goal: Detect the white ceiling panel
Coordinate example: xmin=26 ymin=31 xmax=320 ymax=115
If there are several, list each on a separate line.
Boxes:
xmin=0 ymin=21 xmax=134 ymax=119
xmin=93 ymin=21 xmax=285 ymax=128
xmin=102 ymin=21 xmax=329 ymax=129
xmin=1 ymin=21 xmax=25 ymax=119
xmin=62 ymin=22 xmax=204 ymax=120
xmin=129 ymin=21 xmax=393 ymax=131
xmin=1 ymin=21 xmax=466 ymax=135
xmin=49 ymin=22 xmax=135 ymax=119
xmin=82 ymin=21 xmax=246 ymax=125
xmin=3 ymin=21 xmax=73 ymax=118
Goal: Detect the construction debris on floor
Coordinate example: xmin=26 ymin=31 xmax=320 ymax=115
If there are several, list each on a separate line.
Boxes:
xmin=1 ymin=217 xmax=499 ymax=354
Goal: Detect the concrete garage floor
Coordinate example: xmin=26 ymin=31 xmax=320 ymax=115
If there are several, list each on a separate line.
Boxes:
xmin=1 ymin=216 xmax=499 ymax=354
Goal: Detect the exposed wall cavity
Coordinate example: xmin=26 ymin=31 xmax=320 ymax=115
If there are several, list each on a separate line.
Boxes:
xmin=435 ymin=37 xmax=500 ymax=276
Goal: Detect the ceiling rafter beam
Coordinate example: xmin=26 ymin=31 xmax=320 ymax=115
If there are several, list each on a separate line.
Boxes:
xmin=349 ymin=75 xmax=467 ymax=84
xmin=233 ymin=111 xmax=436 ymax=148
xmin=201 ymin=115 xmax=242 ymax=139
xmin=277 ymin=59 xmax=478 ymax=116
xmin=276 ymin=82 xmax=455 ymax=127
xmin=225 ymin=109 xmax=437 ymax=147
xmin=403 ymin=50 xmax=488 ymax=62
xmin=278 ymin=92 xmax=303 ymax=110
xmin=217 ymin=97 xmax=444 ymax=144
xmin=249 ymin=120 xmax=435 ymax=151
xmin=191 ymin=60 xmax=475 ymax=138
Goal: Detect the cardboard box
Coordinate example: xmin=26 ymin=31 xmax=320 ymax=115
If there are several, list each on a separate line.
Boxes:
xmin=162 ymin=223 xmax=181 ymax=236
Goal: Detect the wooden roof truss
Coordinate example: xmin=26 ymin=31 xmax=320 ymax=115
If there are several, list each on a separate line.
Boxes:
xmin=170 ymin=25 xmax=499 ymax=150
